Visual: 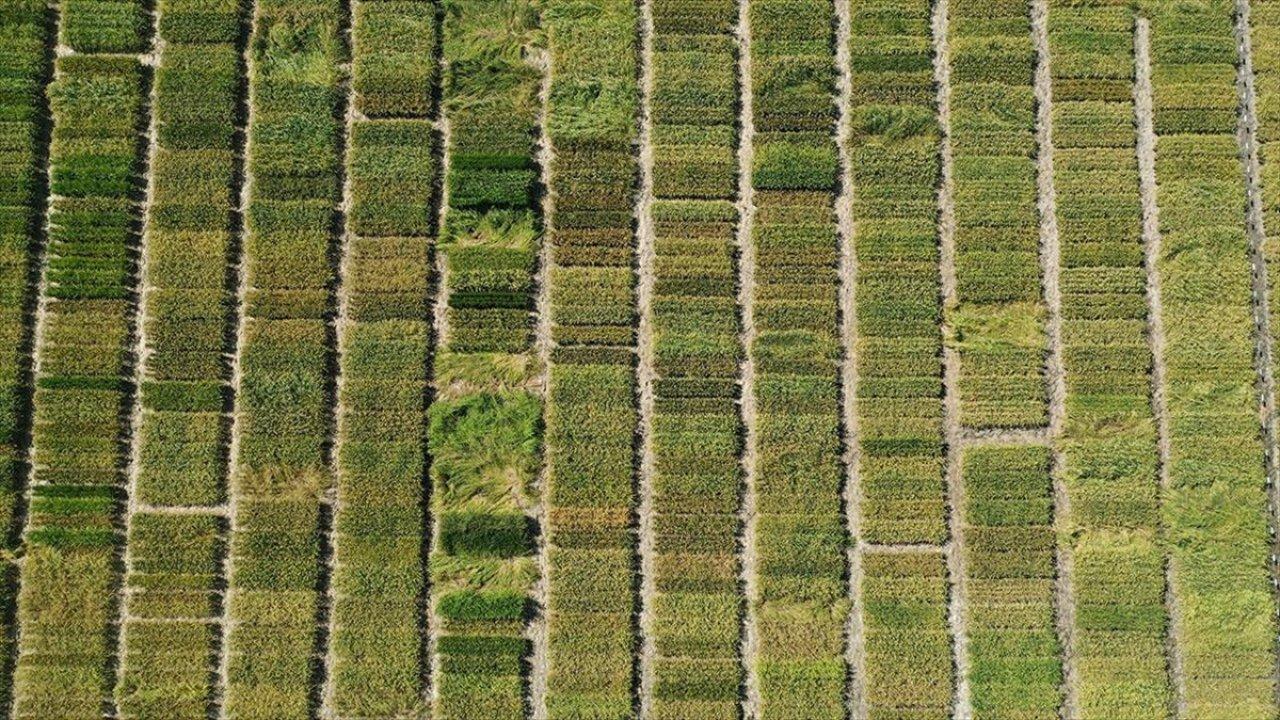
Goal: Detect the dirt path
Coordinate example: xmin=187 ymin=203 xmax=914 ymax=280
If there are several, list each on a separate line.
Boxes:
xmin=931 ymin=0 xmax=972 ymax=716
xmin=1133 ymin=18 xmax=1188 ymax=719
xmin=529 ymin=42 xmax=556 ymax=720
xmin=734 ymin=0 xmax=761 ymax=715
xmin=1232 ymin=0 xmax=1280 ymax=704
xmin=1029 ymin=2 xmax=1080 ymax=715
xmin=832 ymin=0 xmax=864 ymax=714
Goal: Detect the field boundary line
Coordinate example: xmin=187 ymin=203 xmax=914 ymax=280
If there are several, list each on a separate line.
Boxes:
xmin=932 ymin=0 xmax=971 ymax=715
xmin=1030 ymin=0 xmax=1079 ymax=715
xmin=320 ymin=0 xmax=361 ymax=712
xmin=633 ymin=0 xmax=658 ymax=712
xmin=832 ymin=0 xmax=865 ymax=715
xmin=735 ymin=0 xmax=761 ymax=713
xmin=1233 ymin=0 xmax=1280 ymax=701
xmin=114 ymin=2 xmax=165 ymax=705
xmin=1134 ymin=17 xmax=1188 ymax=718
xmin=216 ymin=0 xmax=260 ymax=713
xmin=5 ymin=1 xmax=59 ymax=715
xmin=529 ymin=40 xmax=555 ymax=720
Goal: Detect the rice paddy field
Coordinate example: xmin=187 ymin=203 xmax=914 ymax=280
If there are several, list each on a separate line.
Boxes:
xmin=0 ymin=0 xmax=1279 ymax=718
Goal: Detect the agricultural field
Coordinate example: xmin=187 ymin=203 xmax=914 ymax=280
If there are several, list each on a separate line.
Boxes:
xmin=0 ymin=0 xmax=1278 ymax=718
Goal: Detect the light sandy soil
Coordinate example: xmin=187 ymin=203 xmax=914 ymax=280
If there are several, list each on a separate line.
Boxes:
xmin=734 ymin=0 xmax=761 ymax=716
xmin=931 ymin=1 xmax=972 ymax=716
xmin=529 ymin=43 xmax=555 ymax=720
xmin=1231 ymin=1 xmax=1280 ymax=705
xmin=1029 ymin=2 xmax=1080 ymax=715
xmin=832 ymin=0 xmax=865 ymax=715
xmin=1133 ymin=18 xmax=1188 ymax=719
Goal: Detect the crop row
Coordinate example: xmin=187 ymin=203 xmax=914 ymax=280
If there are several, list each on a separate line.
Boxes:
xmin=0 ymin=0 xmax=50 ymax=710
xmin=1047 ymin=2 xmax=1171 ymax=716
xmin=848 ymin=0 xmax=945 ymax=547
xmin=1147 ymin=1 xmax=1278 ymax=716
xmin=846 ymin=1 xmax=951 ymax=715
xmin=540 ymin=0 xmax=640 ymax=715
xmin=330 ymin=0 xmax=437 ymax=716
xmin=12 ymin=0 xmax=150 ymax=712
xmin=647 ymin=0 xmax=742 ymax=716
xmin=947 ymin=0 xmax=1047 ymax=431
xmin=861 ymin=548 xmax=951 ymax=719
xmin=429 ymin=0 xmax=542 ymax=715
xmin=748 ymin=0 xmax=846 ymax=715
xmin=115 ymin=0 xmax=247 ymax=715
xmin=223 ymin=0 xmax=343 ymax=715
xmin=961 ymin=446 xmax=1061 ymax=718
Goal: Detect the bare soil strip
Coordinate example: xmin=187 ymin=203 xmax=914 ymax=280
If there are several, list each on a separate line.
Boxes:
xmin=1232 ymin=0 xmax=1280 ymax=702
xmin=1133 ymin=18 xmax=1188 ymax=718
xmin=216 ymin=1 xmax=261 ymax=713
xmin=833 ymin=0 xmax=865 ymax=715
xmin=529 ymin=43 xmax=555 ymax=720
xmin=1029 ymin=1 xmax=1080 ymax=715
xmin=735 ymin=0 xmax=761 ymax=715
xmin=932 ymin=0 xmax=972 ymax=716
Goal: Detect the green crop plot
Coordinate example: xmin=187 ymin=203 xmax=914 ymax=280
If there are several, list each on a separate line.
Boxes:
xmin=0 ymin=0 xmax=1278 ymax=715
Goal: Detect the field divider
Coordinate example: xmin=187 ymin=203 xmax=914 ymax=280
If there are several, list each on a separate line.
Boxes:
xmin=1234 ymin=0 xmax=1280 ymax=699
xmin=320 ymin=15 xmax=360 ymax=715
xmin=735 ymin=0 xmax=760 ymax=712
xmin=1133 ymin=17 xmax=1187 ymax=718
xmin=1030 ymin=1 xmax=1078 ymax=714
xmin=531 ymin=42 xmax=555 ymax=720
xmin=834 ymin=0 xmax=863 ymax=712
xmin=217 ymin=3 xmax=258 ymax=712
xmin=424 ymin=110 xmax=448 ymax=713
xmin=115 ymin=0 xmax=162 ymax=707
xmin=932 ymin=0 xmax=970 ymax=715
xmin=633 ymin=0 xmax=657 ymax=710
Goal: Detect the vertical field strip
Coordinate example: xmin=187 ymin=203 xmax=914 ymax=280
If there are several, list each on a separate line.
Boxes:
xmin=947 ymin=0 xmax=1048 ymax=432
xmin=1046 ymin=1 xmax=1173 ymax=717
xmin=0 ymin=1 xmax=54 ymax=712
xmin=114 ymin=0 xmax=253 ymax=714
xmin=12 ymin=0 xmax=154 ymax=714
xmin=644 ymin=0 xmax=745 ymax=714
xmin=846 ymin=0 xmax=950 ymax=717
xmin=1143 ymin=1 xmax=1280 ymax=716
xmin=1239 ymin=0 xmax=1280 ymax=700
xmin=945 ymin=0 xmax=1068 ymax=717
xmin=327 ymin=0 xmax=438 ymax=716
xmin=428 ymin=0 xmax=545 ymax=715
xmin=1030 ymin=0 xmax=1078 ymax=716
xmin=735 ymin=0 xmax=760 ymax=712
xmin=539 ymin=0 xmax=641 ymax=716
xmin=746 ymin=0 xmax=846 ymax=715
xmin=221 ymin=0 xmax=344 ymax=714
xmin=636 ymin=0 xmax=658 ymax=712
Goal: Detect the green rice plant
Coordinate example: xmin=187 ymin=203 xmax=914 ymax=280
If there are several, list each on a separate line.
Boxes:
xmin=115 ymin=1 xmax=247 ymax=716
xmin=946 ymin=0 xmax=1047 ymax=431
xmin=222 ymin=1 xmax=343 ymax=716
xmin=13 ymin=45 xmax=147 ymax=717
xmin=0 ymin=0 xmax=51 ymax=710
xmin=353 ymin=0 xmax=438 ymax=118
xmin=60 ymin=0 xmax=148 ymax=54
xmin=749 ymin=0 xmax=847 ymax=716
xmin=850 ymin=0 xmax=945 ymax=548
xmin=961 ymin=446 xmax=1062 ymax=719
xmin=536 ymin=0 xmax=640 ymax=715
xmin=644 ymin=0 xmax=743 ymax=715
xmin=331 ymin=32 xmax=437 ymax=709
xmin=1146 ymin=1 xmax=1279 ymax=716
xmin=862 ymin=548 xmax=952 ymax=718
xmin=1047 ymin=2 xmax=1172 ymax=715
xmin=431 ymin=0 xmax=544 ymax=716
